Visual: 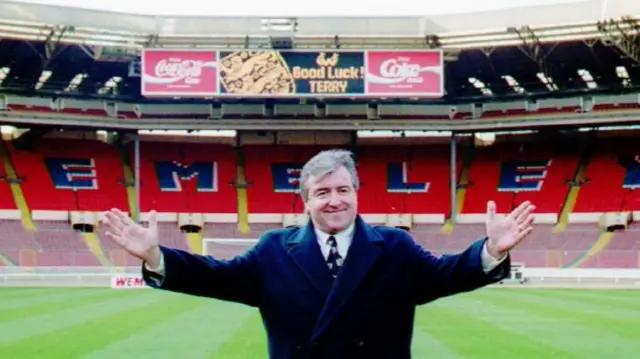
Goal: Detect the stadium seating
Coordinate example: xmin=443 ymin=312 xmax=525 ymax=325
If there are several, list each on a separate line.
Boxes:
xmin=412 ymin=223 xmax=604 ymax=268
xmin=242 ymin=144 xmax=455 ymax=214
xmin=242 ymin=145 xmax=325 ymax=213
xmin=0 ymin=164 xmax=17 ymax=210
xmin=132 ymin=142 xmax=237 ymax=213
xmin=7 ymin=139 xmax=128 ymax=211
xmin=0 ymin=134 xmax=638 ymax=271
xmin=462 ymin=140 xmax=579 ymax=214
xmin=573 ymin=137 xmax=640 ymax=212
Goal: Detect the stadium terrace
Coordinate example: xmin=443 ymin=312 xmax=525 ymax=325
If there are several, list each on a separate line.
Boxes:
xmin=0 ymin=0 xmax=637 ymax=276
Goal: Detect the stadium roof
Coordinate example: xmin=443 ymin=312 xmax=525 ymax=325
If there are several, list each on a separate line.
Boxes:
xmin=0 ymin=0 xmax=638 ymax=104
xmin=3 ymin=0 xmax=638 ymax=41
xmin=5 ymin=0 xmax=595 ymax=17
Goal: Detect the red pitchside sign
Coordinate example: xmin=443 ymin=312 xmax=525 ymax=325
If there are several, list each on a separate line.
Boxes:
xmin=364 ymin=50 xmax=444 ymax=97
xmin=141 ymin=49 xmax=218 ymax=96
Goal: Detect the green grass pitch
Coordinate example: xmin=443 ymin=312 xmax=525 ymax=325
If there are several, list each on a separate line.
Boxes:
xmin=0 ymin=287 xmax=638 ymax=358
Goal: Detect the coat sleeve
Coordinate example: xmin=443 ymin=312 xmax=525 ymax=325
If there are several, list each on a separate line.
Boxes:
xmin=404 ymin=231 xmax=510 ymax=305
xmin=141 ymin=239 xmax=262 ymax=307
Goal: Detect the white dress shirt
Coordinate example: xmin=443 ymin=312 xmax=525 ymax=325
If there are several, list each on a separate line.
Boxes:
xmin=146 ymin=225 xmax=506 ymax=277
xmin=314 ymin=223 xmax=355 ymax=261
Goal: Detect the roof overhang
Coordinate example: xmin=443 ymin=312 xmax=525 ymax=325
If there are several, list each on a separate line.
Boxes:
xmin=0 ymin=0 xmax=639 ymax=50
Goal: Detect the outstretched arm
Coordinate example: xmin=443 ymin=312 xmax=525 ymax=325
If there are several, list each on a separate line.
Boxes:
xmin=102 ymin=208 xmax=263 ymax=307
xmin=408 ymin=200 xmax=534 ymax=304
xmin=142 ymin=243 xmax=261 ymax=307
xmin=408 ymin=234 xmax=510 ymax=305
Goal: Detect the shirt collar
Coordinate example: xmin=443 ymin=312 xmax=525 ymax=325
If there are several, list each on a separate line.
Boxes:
xmin=314 ymin=221 xmax=355 ymax=245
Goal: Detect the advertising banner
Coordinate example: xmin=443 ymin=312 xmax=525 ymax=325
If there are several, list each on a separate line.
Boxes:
xmin=365 ymin=50 xmax=444 ymax=96
xmin=111 ymin=275 xmax=148 ymax=289
xmin=140 ymin=49 xmax=443 ymax=98
xmin=218 ymin=50 xmax=365 ymax=96
xmin=141 ymin=49 xmax=218 ymax=97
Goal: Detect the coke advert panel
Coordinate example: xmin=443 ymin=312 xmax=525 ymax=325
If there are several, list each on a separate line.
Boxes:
xmin=140 ymin=49 xmax=443 ymax=98
xmin=141 ymin=49 xmax=218 ymax=97
xmin=364 ymin=50 xmax=444 ymax=97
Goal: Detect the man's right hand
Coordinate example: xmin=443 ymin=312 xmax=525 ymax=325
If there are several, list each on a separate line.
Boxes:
xmin=102 ymin=209 xmax=161 ymax=268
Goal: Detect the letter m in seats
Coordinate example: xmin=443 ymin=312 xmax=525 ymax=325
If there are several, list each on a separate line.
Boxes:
xmin=155 ymin=161 xmax=217 ymax=192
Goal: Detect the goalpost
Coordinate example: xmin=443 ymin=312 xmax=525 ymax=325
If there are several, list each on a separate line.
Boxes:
xmin=202 ymin=237 xmax=258 ymax=258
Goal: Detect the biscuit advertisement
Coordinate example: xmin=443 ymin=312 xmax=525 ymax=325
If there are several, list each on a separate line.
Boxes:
xmin=218 ymin=50 xmax=365 ymax=96
xmin=141 ymin=49 xmax=443 ymax=98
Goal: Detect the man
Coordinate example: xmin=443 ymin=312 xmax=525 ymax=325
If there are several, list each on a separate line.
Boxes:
xmin=103 ymin=149 xmax=535 ymax=359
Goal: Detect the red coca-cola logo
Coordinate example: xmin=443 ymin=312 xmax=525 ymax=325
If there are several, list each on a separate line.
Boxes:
xmin=154 ymin=59 xmax=204 ymax=80
xmin=378 ymin=58 xmax=423 ymax=80
xmin=365 ymin=51 xmax=443 ymax=96
xmin=141 ymin=49 xmax=218 ymax=96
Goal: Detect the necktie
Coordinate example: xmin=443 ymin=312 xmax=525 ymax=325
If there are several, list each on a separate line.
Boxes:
xmin=326 ymin=235 xmax=343 ymax=278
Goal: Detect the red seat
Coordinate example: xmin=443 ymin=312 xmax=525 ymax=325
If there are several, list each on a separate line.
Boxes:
xmin=134 ymin=142 xmax=236 ymax=213
xmin=574 ymin=138 xmax=640 ymax=212
xmin=8 ymin=139 xmax=128 ymax=211
xmin=463 ymin=142 xmax=578 ymax=214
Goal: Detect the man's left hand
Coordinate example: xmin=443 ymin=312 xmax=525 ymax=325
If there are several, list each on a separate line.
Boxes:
xmin=485 ymin=200 xmax=536 ymax=259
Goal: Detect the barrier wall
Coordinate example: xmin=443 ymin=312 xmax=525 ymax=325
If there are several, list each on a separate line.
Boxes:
xmin=1 ymin=267 xmax=639 ymax=288
xmin=0 ymin=266 xmax=140 ymax=287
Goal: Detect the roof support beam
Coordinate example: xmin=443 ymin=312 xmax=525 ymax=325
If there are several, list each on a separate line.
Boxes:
xmin=509 ymin=25 xmax=561 ymax=92
xmin=44 ymin=25 xmax=69 ymax=60
xmin=596 ymin=16 xmax=640 ymax=64
xmin=23 ymin=25 xmax=69 ymax=64
xmin=510 ymin=25 xmax=559 ymax=68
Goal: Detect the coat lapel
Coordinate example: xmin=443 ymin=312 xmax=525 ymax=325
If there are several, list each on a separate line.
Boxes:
xmin=311 ymin=216 xmax=383 ymax=340
xmin=285 ymin=222 xmax=334 ymax=297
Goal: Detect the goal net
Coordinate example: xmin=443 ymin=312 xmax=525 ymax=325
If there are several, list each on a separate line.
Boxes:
xmin=202 ymin=238 xmax=258 ymax=259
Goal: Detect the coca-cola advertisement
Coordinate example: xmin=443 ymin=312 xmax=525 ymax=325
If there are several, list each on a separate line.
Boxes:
xmin=365 ymin=50 xmax=444 ymax=97
xmin=141 ymin=49 xmax=218 ymax=97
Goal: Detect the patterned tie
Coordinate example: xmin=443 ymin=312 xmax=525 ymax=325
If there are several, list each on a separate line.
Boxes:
xmin=326 ymin=235 xmax=343 ymax=278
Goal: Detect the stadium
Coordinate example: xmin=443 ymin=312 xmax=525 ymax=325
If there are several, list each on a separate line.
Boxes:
xmin=0 ymin=0 xmax=639 ymax=358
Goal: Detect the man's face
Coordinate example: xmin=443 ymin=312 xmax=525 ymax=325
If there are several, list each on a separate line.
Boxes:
xmin=304 ymin=166 xmax=357 ymax=234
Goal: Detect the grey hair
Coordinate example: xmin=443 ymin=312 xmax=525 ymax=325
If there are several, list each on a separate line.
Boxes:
xmin=299 ymin=149 xmax=359 ymax=202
